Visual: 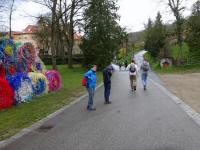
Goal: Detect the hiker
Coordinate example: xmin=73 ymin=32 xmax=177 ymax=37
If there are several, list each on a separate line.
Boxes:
xmin=127 ymin=59 xmax=138 ymax=91
xmin=140 ymin=58 xmax=150 ymax=90
xmin=84 ymin=65 xmax=97 ymax=111
xmin=124 ymin=60 xmax=128 ymax=71
xmin=119 ymin=62 xmax=122 ymax=71
xmin=103 ymin=65 xmax=114 ymax=104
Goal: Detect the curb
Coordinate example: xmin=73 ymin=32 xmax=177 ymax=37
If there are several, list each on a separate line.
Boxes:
xmin=150 ymin=79 xmax=200 ymax=126
xmin=0 ymin=83 xmax=104 ymax=149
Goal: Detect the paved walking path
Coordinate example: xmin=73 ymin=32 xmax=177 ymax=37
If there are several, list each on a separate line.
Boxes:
xmin=2 ymin=52 xmax=200 ymax=150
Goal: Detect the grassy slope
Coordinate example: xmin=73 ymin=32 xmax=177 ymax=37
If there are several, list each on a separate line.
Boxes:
xmin=144 ymin=42 xmax=200 ymax=74
xmin=0 ymin=65 xmax=102 ymax=141
xmin=144 ymin=51 xmax=200 ymax=74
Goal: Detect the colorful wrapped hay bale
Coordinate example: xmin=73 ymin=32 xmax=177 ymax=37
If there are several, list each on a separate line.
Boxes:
xmin=18 ymin=42 xmax=36 ymax=64
xmin=31 ymin=57 xmax=47 ymax=73
xmin=45 ymin=70 xmax=62 ymax=92
xmin=0 ymin=36 xmax=62 ymax=110
xmin=7 ymin=73 xmax=33 ymax=105
xmin=28 ymin=72 xmax=49 ymax=96
xmin=0 ymin=38 xmax=17 ymax=63
xmin=0 ymin=77 xmax=14 ymax=110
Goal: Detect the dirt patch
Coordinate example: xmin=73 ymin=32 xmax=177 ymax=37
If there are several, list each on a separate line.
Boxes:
xmin=37 ymin=125 xmax=55 ymax=133
xmin=159 ymin=73 xmax=200 ymax=113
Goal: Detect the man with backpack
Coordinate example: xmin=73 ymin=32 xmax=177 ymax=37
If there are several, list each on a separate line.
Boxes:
xmin=83 ymin=65 xmax=97 ymax=111
xmin=103 ymin=65 xmax=114 ymax=104
xmin=127 ymin=59 xmax=138 ymax=91
xmin=140 ymin=59 xmax=150 ymax=90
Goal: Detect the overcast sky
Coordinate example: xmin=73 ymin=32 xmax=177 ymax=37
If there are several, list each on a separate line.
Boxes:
xmin=11 ymin=0 xmax=197 ymax=32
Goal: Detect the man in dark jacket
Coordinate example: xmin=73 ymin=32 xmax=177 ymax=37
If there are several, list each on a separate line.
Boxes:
xmin=103 ymin=65 xmax=114 ymax=104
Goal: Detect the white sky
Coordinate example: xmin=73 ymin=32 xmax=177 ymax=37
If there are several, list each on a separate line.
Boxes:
xmin=10 ymin=0 xmax=197 ymax=32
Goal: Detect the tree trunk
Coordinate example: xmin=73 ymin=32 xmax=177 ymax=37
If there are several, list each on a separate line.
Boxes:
xmin=51 ymin=56 xmax=57 ymax=70
xmin=61 ymin=40 xmax=66 ymax=64
xmin=67 ymin=0 xmax=75 ymax=69
xmin=9 ymin=0 xmax=14 ymax=39
xmin=176 ymin=21 xmax=183 ymax=66
xmin=51 ymin=0 xmax=58 ymax=70
xmin=68 ymin=46 xmax=73 ymax=68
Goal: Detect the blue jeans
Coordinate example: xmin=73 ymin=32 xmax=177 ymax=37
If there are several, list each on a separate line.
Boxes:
xmin=142 ymin=73 xmax=148 ymax=87
xmin=87 ymin=88 xmax=95 ymax=109
xmin=104 ymin=83 xmax=111 ymax=102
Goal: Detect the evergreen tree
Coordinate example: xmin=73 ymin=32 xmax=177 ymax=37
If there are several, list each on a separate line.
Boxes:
xmin=187 ymin=0 xmax=200 ymax=59
xmin=80 ymin=0 xmax=125 ymax=69
xmin=144 ymin=18 xmax=154 ymax=55
xmin=144 ymin=12 xmax=166 ymax=58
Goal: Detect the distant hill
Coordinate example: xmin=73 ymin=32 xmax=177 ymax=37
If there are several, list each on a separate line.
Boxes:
xmin=128 ymin=30 xmax=145 ymax=44
xmin=127 ymin=18 xmax=189 ymax=45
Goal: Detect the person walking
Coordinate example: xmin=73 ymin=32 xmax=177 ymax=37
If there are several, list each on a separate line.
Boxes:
xmin=103 ymin=65 xmax=114 ymax=104
xmin=118 ymin=62 xmax=122 ymax=71
xmin=124 ymin=60 xmax=128 ymax=71
xmin=140 ymin=59 xmax=150 ymax=90
xmin=127 ymin=59 xmax=138 ymax=91
xmin=84 ymin=65 xmax=97 ymax=111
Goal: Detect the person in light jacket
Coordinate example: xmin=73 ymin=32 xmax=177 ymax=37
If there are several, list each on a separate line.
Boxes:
xmin=126 ymin=60 xmax=139 ymax=91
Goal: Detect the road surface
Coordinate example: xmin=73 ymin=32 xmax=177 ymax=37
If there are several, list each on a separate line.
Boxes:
xmin=2 ymin=51 xmax=200 ymax=150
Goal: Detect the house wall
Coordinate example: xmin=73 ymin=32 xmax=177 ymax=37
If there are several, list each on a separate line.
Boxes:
xmin=12 ymin=33 xmax=38 ymax=48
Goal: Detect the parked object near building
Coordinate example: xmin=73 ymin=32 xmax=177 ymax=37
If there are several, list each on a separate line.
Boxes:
xmin=160 ymin=58 xmax=173 ymax=68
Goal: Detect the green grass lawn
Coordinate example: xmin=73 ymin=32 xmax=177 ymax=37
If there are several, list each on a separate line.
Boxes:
xmin=0 ymin=65 xmax=102 ymax=141
xmin=154 ymin=64 xmax=200 ymax=74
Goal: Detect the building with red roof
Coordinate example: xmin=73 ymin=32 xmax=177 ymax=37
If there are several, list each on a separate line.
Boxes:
xmin=12 ymin=25 xmax=82 ymax=55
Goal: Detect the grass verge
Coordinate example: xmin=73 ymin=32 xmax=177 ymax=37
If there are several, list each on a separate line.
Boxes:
xmin=0 ymin=65 xmax=102 ymax=141
xmin=144 ymin=52 xmax=200 ymax=74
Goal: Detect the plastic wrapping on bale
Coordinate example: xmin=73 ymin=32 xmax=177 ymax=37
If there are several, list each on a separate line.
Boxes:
xmin=7 ymin=73 xmax=33 ymax=104
xmin=18 ymin=43 xmax=36 ymax=64
xmin=28 ymin=72 xmax=49 ymax=96
xmin=45 ymin=70 xmax=62 ymax=92
xmin=31 ymin=57 xmax=47 ymax=73
xmin=0 ymin=47 xmax=5 ymax=62
xmin=15 ymin=60 xmax=27 ymax=73
xmin=0 ymin=39 xmax=17 ymax=63
xmin=0 ymin=64 xmax=6 ymax=78
xmin=0 ymin=78 xmax=14 ymax=110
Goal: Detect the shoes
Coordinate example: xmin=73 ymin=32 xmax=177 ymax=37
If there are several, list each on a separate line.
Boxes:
xmin=134 ymin=86 xmax=136 ymax=91
xmin=87 ymin=106 xmax=96 ymax=111
xmin=144 ymin=85 xmax=147 ymax=90
xmin=105 ymin=101 xmax=112 ymax=104
xmin=89 ymin=108 xmax=96 ymax=111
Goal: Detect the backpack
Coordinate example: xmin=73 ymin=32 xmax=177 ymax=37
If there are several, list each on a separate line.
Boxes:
xmin=82 ymin=77 xmax=87 ymax=86
xmin=129 ymin=64 xmax=136 ymax=73
xmin=142 ymin=63 xmax=149 ymax=72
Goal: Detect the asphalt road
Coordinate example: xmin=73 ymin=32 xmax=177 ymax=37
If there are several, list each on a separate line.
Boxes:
xmin=2 ymin=52 xmax=200 ymax=150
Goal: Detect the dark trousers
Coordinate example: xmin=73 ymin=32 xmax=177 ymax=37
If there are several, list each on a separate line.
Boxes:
xmin=104 ymin=83 xmax=111 ymax=102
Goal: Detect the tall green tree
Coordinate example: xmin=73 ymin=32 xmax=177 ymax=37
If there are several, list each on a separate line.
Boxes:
xmin=144 ymin=18 xmax=153 ymax=54
xmin=36 ymin=16 xmax=51 ymax=55
xmin=80 ymin=0 xmax=125 ymax=69
xmin=144 ymin=12 xmax=166 ymax=58
xmin=187 ymin=0 xmax=200 ymax=59
xmin=168 ymin=0 xmax=185 ymax=64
